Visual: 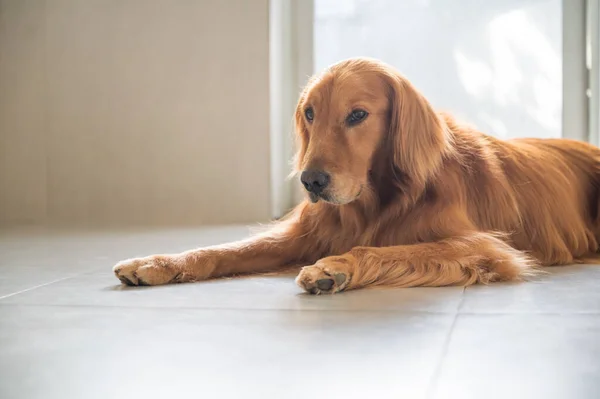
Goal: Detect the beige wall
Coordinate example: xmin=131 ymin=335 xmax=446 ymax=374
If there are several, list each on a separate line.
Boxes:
xmin=0 ymin=0 xmax=271 ymax=227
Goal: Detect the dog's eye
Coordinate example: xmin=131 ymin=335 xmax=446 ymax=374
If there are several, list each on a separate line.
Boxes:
xmin=347 ymin=109 xmax=368 ymax=126
xmin=305 ymin=107 xmax=314 ymax=123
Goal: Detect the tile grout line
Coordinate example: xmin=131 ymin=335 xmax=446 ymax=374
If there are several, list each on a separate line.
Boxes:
xmin=425 ymin=286 xmax=466 ymax=399
xmin=0 ymin=274 xmax=82 ymax=301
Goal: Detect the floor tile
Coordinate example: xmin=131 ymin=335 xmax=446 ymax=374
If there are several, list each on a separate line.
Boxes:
xmin=0 ymin=226 xmax=250 ymax=297
xmin=432 ymin=314 xmax=600 ymax=399
xmin=460 ymin=265 xmax=600 ymax=314
xmin=2 ymin=227 xmax=600 ymax=398
xmin=0 ymin=270 xmax=465 ymax=312
xmin=0 ymin=305 xmax=454 ymax=399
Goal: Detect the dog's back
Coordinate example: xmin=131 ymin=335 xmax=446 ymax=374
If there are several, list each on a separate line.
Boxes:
xmin=450 ymin=119 xmax=600 ymax=265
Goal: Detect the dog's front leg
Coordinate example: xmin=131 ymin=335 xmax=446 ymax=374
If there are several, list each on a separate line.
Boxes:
xmin=296 ymin=232 xmax=537 ymax=294
xmin=113 ymin=220 xmax=310 ymax=286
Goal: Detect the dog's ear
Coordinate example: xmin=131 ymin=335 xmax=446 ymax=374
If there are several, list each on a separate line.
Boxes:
xmin=384 ymin=68 xmax=450 ymax=188
xmin=292 ymin=81 xmax=314 ymax=173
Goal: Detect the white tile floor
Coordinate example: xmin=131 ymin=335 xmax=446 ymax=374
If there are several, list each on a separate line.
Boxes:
xmin=0 ymin=226 xmax=599 ymax=399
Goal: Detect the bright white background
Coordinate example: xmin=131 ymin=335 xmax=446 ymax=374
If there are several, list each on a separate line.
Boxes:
xmin=314 ymin=0 xmax=563 ymax=140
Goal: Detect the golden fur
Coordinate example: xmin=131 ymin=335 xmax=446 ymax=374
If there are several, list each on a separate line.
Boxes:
xmin=114 ymin=57 xmax=600 ymax=294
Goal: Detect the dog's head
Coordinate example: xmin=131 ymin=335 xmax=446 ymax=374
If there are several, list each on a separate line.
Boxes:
xmin=294 ymin=58 xmax=449 ymax=205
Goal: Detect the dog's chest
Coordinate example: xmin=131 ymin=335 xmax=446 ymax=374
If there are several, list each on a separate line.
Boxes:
xmin=321 ymin=206 xmax=415 ymax=255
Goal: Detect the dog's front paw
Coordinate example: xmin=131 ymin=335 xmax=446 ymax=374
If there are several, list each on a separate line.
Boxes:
xmin=113 ymin=256 xmax=186 ymax=286
xmin=295 ymin=255 xmax=354 ymax=295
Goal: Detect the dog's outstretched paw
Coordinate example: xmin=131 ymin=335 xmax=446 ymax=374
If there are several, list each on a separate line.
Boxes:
xmin=295 ymin=257 xmax=353 ymax=295
xmin=113 ymin=256 xmax=185 ymax=286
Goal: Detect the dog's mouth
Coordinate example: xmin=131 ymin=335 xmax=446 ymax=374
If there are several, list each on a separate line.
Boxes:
xmin=308 ymin=192 xmax=333 ymax=203
xmin=308 ymin=192 xmax=321 ymax=203
xmin=308 ymin=185 xmax=363 ymax=205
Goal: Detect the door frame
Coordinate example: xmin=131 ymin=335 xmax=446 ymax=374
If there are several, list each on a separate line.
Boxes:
xmin=269 ymin=0 xmax=313 ymax=218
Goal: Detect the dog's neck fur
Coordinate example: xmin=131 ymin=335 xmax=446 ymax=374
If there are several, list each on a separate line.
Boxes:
xmin=297 ymin=113 xmax=460 ymax=258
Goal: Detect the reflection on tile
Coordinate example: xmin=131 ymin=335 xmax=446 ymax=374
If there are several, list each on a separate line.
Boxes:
xmin=432 ymin=314 xmax=600 ymax=399
xmin=460 ymin=265 xmax=600 ymax=314
xmin=0 ymin=270 xmax=465 ymax=312
xmin=0 ymin=225 xmax=252 ymax=267
xmin=0 ymin=226 xmax=250 ymax=298
xmin=0 ymin=305 xmax=454 ymax=399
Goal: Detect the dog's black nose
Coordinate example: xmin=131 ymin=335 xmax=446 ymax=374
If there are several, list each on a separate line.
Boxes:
xmin=301 ymin=170 xmax=330 ymax=194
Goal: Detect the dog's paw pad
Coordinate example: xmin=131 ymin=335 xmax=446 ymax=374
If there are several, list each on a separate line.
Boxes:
xmin=333 ymin=272 xmax=347 ymax=286
xmin=296 ymin=263 xmax=350 ymax=295
xmin=316 ymin=278 xmax=334 ymax=291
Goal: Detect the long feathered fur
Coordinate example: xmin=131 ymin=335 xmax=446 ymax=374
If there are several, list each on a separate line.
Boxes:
xmin=113 ymin=58 xmax=600 ymax=293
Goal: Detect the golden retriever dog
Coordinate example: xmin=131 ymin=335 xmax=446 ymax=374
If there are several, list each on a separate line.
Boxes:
xmin=114 ymin=57 xmax=600 ymax=294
